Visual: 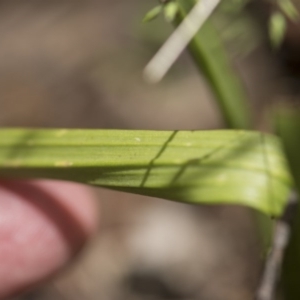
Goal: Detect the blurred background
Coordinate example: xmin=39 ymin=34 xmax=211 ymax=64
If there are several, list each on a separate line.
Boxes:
xmin=0 ymin=0 xmax=296 ymax=299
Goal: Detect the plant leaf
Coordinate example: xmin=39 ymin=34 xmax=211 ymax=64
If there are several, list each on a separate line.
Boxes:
xmin=0 ymin=128 xmax=292 ymax=216
xmin=164 ymin=2 xmax=179 ymax=22
xmin=143 ymin=5 xmax=163 ymax=23
xmin=278 ymin=0 xmax=299 ymax=21
xmin=269 ymin=12 xmax=287 ymax=48
xmin=220 ymin=0 xmax=250 ymax=14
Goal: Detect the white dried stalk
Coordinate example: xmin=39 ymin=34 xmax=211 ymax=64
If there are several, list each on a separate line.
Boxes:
xmin=144 ymin=0 xmax=221 ymax=83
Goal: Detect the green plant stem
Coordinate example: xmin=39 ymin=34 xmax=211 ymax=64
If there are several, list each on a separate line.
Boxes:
xmin=175 ymin=0 xmax=251 ymax=129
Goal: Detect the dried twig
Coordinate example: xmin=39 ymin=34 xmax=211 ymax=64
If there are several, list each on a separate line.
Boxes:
xmin=256 ymin=191 xmax=298 ymax=300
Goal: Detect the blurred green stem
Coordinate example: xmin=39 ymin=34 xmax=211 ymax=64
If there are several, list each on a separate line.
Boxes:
xmin=175 ymin=0 xmax=251 ymax=129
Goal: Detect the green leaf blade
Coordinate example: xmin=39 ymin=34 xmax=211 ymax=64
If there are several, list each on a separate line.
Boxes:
xmin=143 ymin=5 xmax=163 ymax=23
xmin=0 ymin=129 xmax=292 ymax=217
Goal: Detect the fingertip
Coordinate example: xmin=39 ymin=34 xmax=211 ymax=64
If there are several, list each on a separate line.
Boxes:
xmin=0 ymin=179 xmax=99 ymax=299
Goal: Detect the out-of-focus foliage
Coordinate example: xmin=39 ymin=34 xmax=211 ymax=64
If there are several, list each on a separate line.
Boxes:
xmin=215 ymin=0 xmax=261 ymax=57
xmin=269 ymin=12 xmax=287 ymax=48
xmin=216 ymin=0 xmax=299 ymax=53
xmin=219 ymin=0 xmax=250 ymax=13
xmin=143 ymin=0 xmax=251 ymax=129
xmin=163 ymin=2 xmax=179 ymax=22
xmin=269 ymin=0 xmax=299 ymax=48
xmin=278 ymin=0 xmax=299 ymax=20
xmin=143 ymin=5 xmax=163 ymax=23
xmin=142 ymin=1 xmax=179 ymax=23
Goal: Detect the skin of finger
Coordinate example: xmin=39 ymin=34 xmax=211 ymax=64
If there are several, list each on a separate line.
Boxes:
xmin=0 ymin=179 xmax=99 ymax=299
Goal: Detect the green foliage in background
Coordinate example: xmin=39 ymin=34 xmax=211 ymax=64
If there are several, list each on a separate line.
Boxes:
xmin=269 ymin=12 xmax=287 ymax=48
xmin=143 ymin=0 xmax=251 ymax=129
